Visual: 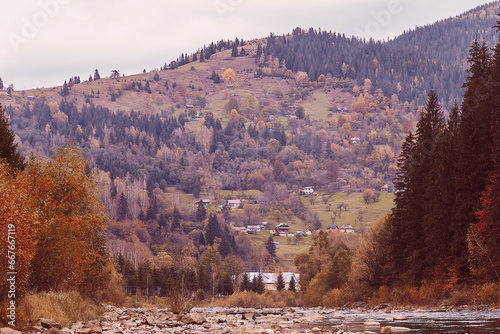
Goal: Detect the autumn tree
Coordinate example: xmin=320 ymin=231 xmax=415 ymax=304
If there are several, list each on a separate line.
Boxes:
xmin=0 ymin=164 xmax=37 ymax=304
xmin=223 ymin=68 xmax=235 ymax=85
xmin=27 ymin=145 xmax=109 ymax=296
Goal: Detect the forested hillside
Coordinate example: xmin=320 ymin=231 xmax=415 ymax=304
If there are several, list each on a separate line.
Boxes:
xmin=1 ymin=1 xmax=500 ymax=309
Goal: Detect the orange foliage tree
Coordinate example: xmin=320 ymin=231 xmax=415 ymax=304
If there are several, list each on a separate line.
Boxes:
xmin=0 ymin=145 xmax=109 ymax=307
xmin=27 ymin=145 xmax=109 ymax=296
xmin=468 ymin=174 xmax=500 ymax=283
xmin=0 ymin=164 xmax=37 ymax=304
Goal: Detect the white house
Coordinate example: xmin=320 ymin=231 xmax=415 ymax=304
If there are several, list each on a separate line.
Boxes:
xmin=340 ymin=224 xmax=355 ymax=233
xmin=227 ymin=199 xmax=242 ymax=208
xmin=303 ymin=187 xmax=314 ymax=195
xmin=243 ymin=272 xmax=300 ymax=291
xmin=246 ymin=225 xmax=262 ymax=234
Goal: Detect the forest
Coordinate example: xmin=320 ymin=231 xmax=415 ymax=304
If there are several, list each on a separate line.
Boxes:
xmin=2 ymin=2 xmax=500 ymax=325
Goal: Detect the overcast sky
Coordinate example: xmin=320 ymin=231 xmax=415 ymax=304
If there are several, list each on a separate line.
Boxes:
xmin=0 ymin=0 xmax=494 ymax=90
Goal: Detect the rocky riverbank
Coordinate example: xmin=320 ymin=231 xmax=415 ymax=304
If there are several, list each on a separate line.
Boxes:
xmin=3 ymin=304 xmax=499 ymax=334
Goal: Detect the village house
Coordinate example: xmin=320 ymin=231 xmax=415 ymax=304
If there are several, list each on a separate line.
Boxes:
xmin=227 ymin=199 xmax=242 ymax=208
xmin=194 ymin=199 xmax=210 ymax=206
xmin=340 ymin=224 xmax=355 ymax=233
xmin=243 ymin=272 xmax=300 ymax=291
xmin=274 ymin=223 xmax=290 ymax=236
xmin=301 ymin=186 xmax=314 ymax=195
xmin=327 ymin=225 xmax=339 ymax=231
xmin=246 ymin=225 xmax=262 ymax=235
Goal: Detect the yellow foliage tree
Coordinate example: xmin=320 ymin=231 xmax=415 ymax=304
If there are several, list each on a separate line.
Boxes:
xmin=223 ymin=68 xmax=235 ymax=85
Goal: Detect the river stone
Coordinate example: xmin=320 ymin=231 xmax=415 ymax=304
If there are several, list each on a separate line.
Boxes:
xmin=39 ymin=318 xmax=62 ymax=329
xmin=389 ymin=327 xmax=411 ymax=333
xmin=243 ymin=313 xmax=256 ymax=320
xmin=182 ymin=313 xmax=206 ymax=324
xmin=243 ymin=328 xmax=271 ymax=334
xmin=0 ymin=328 xmax=22 ymax=334
xmin=364 ymin=321 xmax=381 ymax=327
xmin=393 ymin=316 xmax=407 ymax=320
xmin=380 ymin=327 xmax=392 ymax=334
xmin=44 ymin=329 xmax=64 ymax=334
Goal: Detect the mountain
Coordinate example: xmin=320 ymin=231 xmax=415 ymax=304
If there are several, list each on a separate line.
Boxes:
xmin=389 ymin=1 xmax=500 ymax=67
xmin=0 ymin=1 xmax=498 ymax=289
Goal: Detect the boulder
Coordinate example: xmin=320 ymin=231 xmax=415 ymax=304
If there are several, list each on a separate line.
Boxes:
xmin=39 ymin=318 xmax=62 ymax=329
xmin=0 ymin=328 xmax=22 ymax=334
xmin=181 ymin=313 xmax=206 ymax=324
xmin=380 ymin=327 xmax=392 ymax=334
xmin=364 ymin=321 xmax=381 ymax=327
xmin=242 ymin=313 xmax=256 ymax=320
xmin=389 ymin=327 xmax=411 ymax=333
xmin=44 ymin=329 xmax=64 ymax=334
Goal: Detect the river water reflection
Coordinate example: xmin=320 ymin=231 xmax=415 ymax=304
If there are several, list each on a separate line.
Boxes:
xmin=304 ymin=310 xmax=500 ymax=333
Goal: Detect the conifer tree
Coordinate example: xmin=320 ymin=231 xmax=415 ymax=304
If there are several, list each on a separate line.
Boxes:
xmin=205 ymin=213 xmax=221 ymax=246
xmin=240 ymin=272 xmax=250 ymax=291
xmin=171 ymin=206 xmax=181 ymax=231
xmin=195 ymin=202 xmax=207 ymax=222
xmin=276 ymin=272 xmax=285 ymax=291
xmin=0 ymin=105 xmax=25 ymax=171
xmin=467 ymin=23 xmax=500 ymax=283
xmin=288 ymin=275 xmax=296 ymax=292
xmin=94 ymin=69 xmax=100 ymax=80
xmin=452 ymin=40 xmax=494 ymax=277
xmin=266 ymin=236 xmax=276 ymax=257
xmin=231 ymin=43 xmax=239 ymax=57
xmin=117 ymin=193 xmax=129 ymax=221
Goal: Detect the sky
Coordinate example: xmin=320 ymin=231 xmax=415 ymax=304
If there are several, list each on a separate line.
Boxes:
xmin=0 ymin=0 xmax=495 ymax=90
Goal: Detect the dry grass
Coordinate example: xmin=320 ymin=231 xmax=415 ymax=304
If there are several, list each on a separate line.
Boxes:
xmin=214 ymin=290 xmax=301 ymax=308
xmin=17 ymin=291 xmax=104 ymax=329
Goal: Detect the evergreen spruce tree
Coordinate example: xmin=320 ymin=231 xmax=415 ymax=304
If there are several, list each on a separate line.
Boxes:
xmin=171 ymin=206 xmax=181 ymax=231
xmin=276 ymin=273 xmax=285 ymax=291
xmin=231 ymin=43 xmax=239 ymax=57
xmin=467 ymin=23 xmax=500 ymax=283
xmin=266 ymin=236 xmax=276 ymax=257
xmin=288 ymin=276 xmax=296 ymax=292
xmin=205 ymin=213 xmax=221 ymax=246
xmin=452 ymin=40 xmax=494 ymax=278
xmin=94 ymin=69 xmax=100 ymax=80
xmin=240 ymin=272 xmax=250 ymax=291
xmin=195 ymin=202 xmax=207 ymax=222
xmin=198 ymin=232 xmax=206 ymax=246
xmin=219 ymin=273 xmax=234 ymax=295
xmin=60 ymin=80 xmax=69 ymax=96
xmin=256 ymin=274 xmax=265 ymax=294
xmin=117 ymin=193 xmax=129 ymax=221
xmin=0 ymin=105 xmax=25 ymax=171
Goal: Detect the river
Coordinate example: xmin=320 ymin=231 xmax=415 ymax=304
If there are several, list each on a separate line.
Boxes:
xmin=302 ymin=309 xmax=500 ymax=333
